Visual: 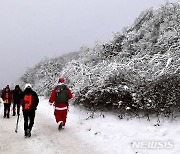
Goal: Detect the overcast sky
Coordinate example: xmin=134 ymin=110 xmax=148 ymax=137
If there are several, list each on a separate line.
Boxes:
xmin=0 ymin=0 xmax=178 ymax=88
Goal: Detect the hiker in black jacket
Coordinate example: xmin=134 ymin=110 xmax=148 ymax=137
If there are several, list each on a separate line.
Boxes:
xmin=12 ymin=85 xmax=23 ymax=116
xmin=21 ymin=83 xmax=39 ymax=138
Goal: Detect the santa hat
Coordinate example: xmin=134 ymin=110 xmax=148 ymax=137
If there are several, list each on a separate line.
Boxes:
xmin=58 ymin=78 xmax=65 ymax=83
xmin=24 ymin=83 xmax=32 ymax=90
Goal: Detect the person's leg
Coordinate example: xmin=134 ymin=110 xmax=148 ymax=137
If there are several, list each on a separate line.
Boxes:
xmin=62 ymin=109 xmax=68 ymax=126
xmin=25 ymin=110 xmax=35 ymax=137
xmin=13 ymin=102 xmax=16 ymax=116
xmin=54 ymin=110 xmax=65 ymax=130
xmin=17 ymin=102 xmax=20 ymax=115
xmin=23 ymin=111 xmax=29 ymax=136
xmin=4 ymin=104 xmax=7 ymax=118
xmin=7 ymin=104 xmax=11 ymax=118
xmin=29 ymin=110 xmax=35 ymax=131
xmin=54 ymin=109 xmax=62 ymax=123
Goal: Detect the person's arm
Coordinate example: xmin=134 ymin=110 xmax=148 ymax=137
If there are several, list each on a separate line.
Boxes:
xmin=49 ymin=87 xmax=57 ymax=105
xmin=33 ymin=91 xmax=39 ymax=110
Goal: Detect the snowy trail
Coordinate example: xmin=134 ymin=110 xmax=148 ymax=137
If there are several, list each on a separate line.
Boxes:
xmin=0 ymin=100 xmax=100 ymax=154
xmin=1 ymin=98 xmax=180 ymax=154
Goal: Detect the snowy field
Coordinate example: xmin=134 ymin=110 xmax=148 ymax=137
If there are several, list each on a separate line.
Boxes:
xmin=0 ymin=97 xmax=180 ymax=154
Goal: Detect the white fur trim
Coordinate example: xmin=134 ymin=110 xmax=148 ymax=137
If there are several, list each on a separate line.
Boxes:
xmin=54 ymin=106 xmax=68 ymax=110
xmin=57 ymin=83 xmax=65 ymax=86
xmin=58 ymin=121 xmax=63 ymax=125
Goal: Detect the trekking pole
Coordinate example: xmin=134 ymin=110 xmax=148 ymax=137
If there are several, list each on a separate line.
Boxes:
xmin=15 ymin=114 xmax=20 ymax=133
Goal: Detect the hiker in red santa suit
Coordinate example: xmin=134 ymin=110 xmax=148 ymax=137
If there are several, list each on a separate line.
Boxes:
xmin=49 ymin=78 xmax=72 ymax=130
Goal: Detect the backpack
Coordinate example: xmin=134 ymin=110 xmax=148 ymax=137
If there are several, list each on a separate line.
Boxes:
xmin=55 ymin=85 xmax=68 ymax=103
xmin=24 ymin=94 xmax=33 ymax=110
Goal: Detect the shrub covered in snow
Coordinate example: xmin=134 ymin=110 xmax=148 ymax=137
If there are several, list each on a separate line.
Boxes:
xmin=142 ymin=74 xmax=180 ymax=116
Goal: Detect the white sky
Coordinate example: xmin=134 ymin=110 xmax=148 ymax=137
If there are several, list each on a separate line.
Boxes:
xmin=0 ymin=0 xmax=178 ymax=88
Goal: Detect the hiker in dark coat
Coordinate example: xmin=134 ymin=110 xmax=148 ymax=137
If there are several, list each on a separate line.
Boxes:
xmin=21 ymin=83 xmax=39 ymax=138
xmin=12 ymin=85 xmax=23 ymax=116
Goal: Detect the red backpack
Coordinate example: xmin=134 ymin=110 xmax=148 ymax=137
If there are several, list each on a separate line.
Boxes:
xmin=24 ymin=94 xmax=33 ymax=110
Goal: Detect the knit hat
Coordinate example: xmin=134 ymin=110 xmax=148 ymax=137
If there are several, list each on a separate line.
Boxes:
xmin=58 ymin=78 xmax=65 ymax=83
xmin=24 ymin=83 xmax=32 ymax=90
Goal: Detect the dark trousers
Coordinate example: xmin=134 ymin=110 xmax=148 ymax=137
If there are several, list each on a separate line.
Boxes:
xmin=13 ymin=101 xmax=20 ymax=115
xmin=23 ymin=110 xmax=35 ymax=131
xmin=4 ymin=103 xmax=11 ymax=117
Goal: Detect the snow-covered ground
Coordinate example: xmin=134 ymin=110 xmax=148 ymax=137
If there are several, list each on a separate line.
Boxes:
xmin=0 ymin=97 xmax=180 ymax=154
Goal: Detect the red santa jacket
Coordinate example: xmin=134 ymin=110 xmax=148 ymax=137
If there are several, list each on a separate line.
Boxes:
xmin=49 ymin=84 xmax=72 ymax=109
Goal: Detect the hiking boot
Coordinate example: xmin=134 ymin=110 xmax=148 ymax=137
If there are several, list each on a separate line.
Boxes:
xmin=13 ymin=113 xmax=16 ymax=116
xmin=3 ymin=115 xmax=6 ymax=118
xmin=58 ymin=121 xmax=63 ymax=130
xmin=26 ymin=129 xmax=31 ymax=138
xmin=7 ymin=115 xmax=10 ymax=118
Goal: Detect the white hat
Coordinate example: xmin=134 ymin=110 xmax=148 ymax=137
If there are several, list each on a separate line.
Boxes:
xmin=24 ymin=83 xmax=32 ymax=90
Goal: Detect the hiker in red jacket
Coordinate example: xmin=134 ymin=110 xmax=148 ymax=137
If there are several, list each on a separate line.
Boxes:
xmin=1 ymin=85 xmax=13 ymax=118
xmin=49 ymin=78 xmax=72 ymax=130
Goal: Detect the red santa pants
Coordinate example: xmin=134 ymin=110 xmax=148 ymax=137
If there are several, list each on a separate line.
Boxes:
xmin=54 ymin=109 xmax=68 ymax=126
